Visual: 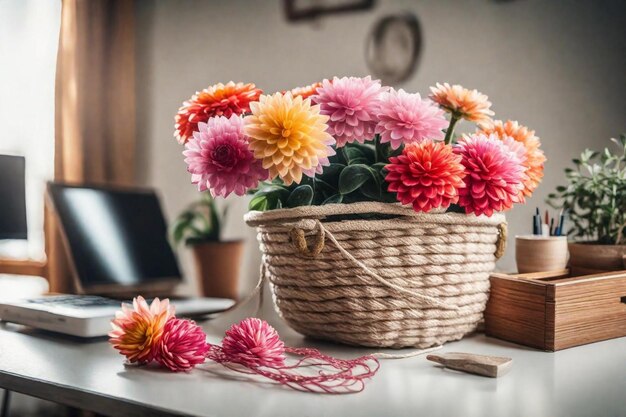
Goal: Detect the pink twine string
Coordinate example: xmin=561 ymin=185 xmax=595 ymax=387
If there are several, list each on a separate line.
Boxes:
xmin=206 ymin=345 xmax=380 ymax=394
xmin=109 ymin=301 xmax=382 ymax=393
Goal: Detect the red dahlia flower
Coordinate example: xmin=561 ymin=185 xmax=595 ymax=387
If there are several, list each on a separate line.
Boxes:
xmin=385 ymin=141 xmax=466 ymax=213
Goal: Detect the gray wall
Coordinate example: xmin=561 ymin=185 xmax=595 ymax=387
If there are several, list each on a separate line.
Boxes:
xmin=135 ymin=0 xmax=626 ymax=296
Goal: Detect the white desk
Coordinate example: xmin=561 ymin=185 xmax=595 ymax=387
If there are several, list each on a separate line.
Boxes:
xmin=0 ymin=311 xmax=625 ymax=417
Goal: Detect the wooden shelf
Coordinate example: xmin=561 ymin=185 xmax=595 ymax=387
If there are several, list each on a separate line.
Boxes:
xmin=0 ymin=258 xmax=47 ymax=277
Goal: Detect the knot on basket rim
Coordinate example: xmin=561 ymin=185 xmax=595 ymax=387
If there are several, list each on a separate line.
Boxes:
xmin=289 ymin=220 xmax=325 ymax=258
xmin=495 ymin=222 xmax=508 ymax=260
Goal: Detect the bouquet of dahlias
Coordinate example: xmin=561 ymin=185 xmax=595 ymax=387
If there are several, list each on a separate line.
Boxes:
xmin=175 ymin=78 xmax=545 ymax=217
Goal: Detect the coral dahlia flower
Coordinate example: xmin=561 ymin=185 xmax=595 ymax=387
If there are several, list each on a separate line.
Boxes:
xmin=109 ymin=296 xmax=174 ymax=363
xmin=375 ymin=89 xmax=447 ymax=149
xmin=221 ymin=318 xmax=286 ymax=368
xmin=244 ymin=93 xmax=335 ymax=185
xmin=454 ymin=133 xmax=525 ymax=217
xmin=478 ymin=119 xmax=545 ymax=198
xmin=156 ymin=318 xmax=210 ymax=372
xmin=174 ymin=82 xmax=262 ymax=144
xmin=288 ymin=81 xmax=323 ymax=100
xmin=184 ymin=115 xmax=268 ymax=197
xmin=311 ymin=76 xmax=384 ymax=147
xmin=385 ymin=141 xmax=465 ymax=213
xmin=429 ymin=83 xmax=494 ymax=123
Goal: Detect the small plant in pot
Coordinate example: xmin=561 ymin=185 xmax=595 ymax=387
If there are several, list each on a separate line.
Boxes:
xmin=548 ymin=134 xmax=626 ymax=274
xmin=171 ymin=193 xmax=242 ymax=300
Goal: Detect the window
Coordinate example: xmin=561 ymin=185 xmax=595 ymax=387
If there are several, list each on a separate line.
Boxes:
xmin=0 ymin=0 xmax=61 ymax=260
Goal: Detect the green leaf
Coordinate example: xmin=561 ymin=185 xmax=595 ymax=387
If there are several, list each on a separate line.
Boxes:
xmin=322 ymin=194 xmax=343 ymax=205
xmin=347 ymin=143 xmax=376 ymax=163
xmin=171 ymin=217 xmax=190 ymax=246
xmin=360 ymin=180 xmax=382 ymax=200
xmin=319 ymin=163 xmax=346 ymax=188
xmin=338 ymin=164 xmax=375 ymax=194
xmin=342 ymin=146 xmax=365 ymax=164
xmin=286 ymin=185 xmax=314 ymax=207
xmin=255 ymin=184 xmax=290 ymax=198
xmin=372 ymin=162 xmax=388 ymax=171
xmin=249 ymin=194 xmax=269 ymax=211
xmin=314 ymin=178 xmax=337 ymax=192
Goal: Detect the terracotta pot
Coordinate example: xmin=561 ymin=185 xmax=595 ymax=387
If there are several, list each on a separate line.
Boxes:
xmin=568 ymin=242 xmax=626 ymax=276
xmin=189 ymin=240 xmax=244 ymax=300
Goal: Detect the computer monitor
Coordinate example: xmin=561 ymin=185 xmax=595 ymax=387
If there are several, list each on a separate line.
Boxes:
xmin=46 ymin=182 xmax=182 ymax=294
xmin=0 ymin=155 xmax=28 ymax=240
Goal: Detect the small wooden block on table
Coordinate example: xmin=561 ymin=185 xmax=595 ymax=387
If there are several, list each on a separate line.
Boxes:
xmin=485 ymin=269 xmax=626 ymax=351
xmin=426 ymin=352 xmax=512 ymax=377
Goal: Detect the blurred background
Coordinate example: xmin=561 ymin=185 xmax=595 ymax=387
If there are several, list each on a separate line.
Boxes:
xmin=1 ymin=0 xmax=625 ymax=296
xmin=1 ymin=0 xmax=625 ymax=414
xmin=134 ymin=0 xmax=626 ymax=295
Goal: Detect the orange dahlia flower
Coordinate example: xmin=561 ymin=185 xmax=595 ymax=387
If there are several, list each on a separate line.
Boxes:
xmin=244 ymin=93 xmax=335 ymax=185
xmin=109 ymin=296 xmax=174 ymax=363
xmin=174 ymin=82 xmax=262 ymax=144
xmin=429 ymin=82 xmax=494 ymax=123
xmin=287 ymin=82 xmax=322 ymax=100
xmin=478 ymin=119 xmax=546 ymax=197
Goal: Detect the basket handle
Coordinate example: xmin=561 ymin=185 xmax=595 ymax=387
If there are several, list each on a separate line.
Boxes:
xmin=290 ymin=220 xmax=459 ymax=311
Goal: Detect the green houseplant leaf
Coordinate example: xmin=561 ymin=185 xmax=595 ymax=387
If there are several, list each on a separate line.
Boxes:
xmin=547 ymin=134 xmax=626 ymax=245
xmin=338 ymin=164 xmax=376 ymax=195
xmin=286 ymin=185 xmax=314 ymax=207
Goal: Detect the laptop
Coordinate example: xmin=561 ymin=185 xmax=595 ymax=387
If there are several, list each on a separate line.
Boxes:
xmin=0 ymin=182 xmax=234 ymax=337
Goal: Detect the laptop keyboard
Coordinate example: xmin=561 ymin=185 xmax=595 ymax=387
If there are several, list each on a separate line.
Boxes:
xmin=26 ymin=295 xmax=127 ymax=308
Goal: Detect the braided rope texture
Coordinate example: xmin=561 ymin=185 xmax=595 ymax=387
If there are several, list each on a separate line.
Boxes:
xmin=245 ymin=202 xmax=507 ymax=349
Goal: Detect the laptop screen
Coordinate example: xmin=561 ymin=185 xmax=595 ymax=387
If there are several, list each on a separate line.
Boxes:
xmin=47 ymin=183 xmax=182 ymax=288
xmin=0 ymin=155 xmax=27 ymax=240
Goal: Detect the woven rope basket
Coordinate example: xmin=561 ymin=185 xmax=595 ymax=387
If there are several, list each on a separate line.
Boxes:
xmin=245 ymin=202 xmax=507 ymax=349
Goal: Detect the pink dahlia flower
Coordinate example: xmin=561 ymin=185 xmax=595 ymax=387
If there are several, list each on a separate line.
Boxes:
xmin=375 ymin=89 xmax=448 ymax=149
xmin=221 ymin=318 xmax=285 ymax=368
xmin=478 ymin=119 xmax=545 ymax=198
xmin=501 ymin=136 xmax=529 ymax=203
xmin=183 ymin=114 xmax=268 ymax=197
xmin=109 ymin=296 xmax=174 ymax=363
xmin=454 ymin=133 xmax=525 ymax=217
xmin=311 ymin=76 xmax=384 ymax=147
xmin=385 ymin=141 xmax=466 ymax=213
xmin=155 ymin=318 xmax=210 ymax=372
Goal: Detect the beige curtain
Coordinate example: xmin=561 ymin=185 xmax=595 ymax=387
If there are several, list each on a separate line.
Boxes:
xmin=47 ymin=0 xmax=136 ymax=292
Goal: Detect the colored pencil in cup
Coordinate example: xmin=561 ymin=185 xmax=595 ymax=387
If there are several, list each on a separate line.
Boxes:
xmin=550 ymin=217 xmax=556 ymax=236
xmin=557 ymin=210 xmax=565 ymax=236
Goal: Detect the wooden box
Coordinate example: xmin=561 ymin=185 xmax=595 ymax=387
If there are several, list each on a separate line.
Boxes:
xmin=484 ymin=269 xmax=626 ymax=351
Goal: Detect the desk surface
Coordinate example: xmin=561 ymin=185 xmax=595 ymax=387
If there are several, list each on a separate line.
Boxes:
xmin=0 ymin=309 xmax=625 ymax=417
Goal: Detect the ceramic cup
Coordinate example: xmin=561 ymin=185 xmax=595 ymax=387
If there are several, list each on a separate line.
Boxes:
xmin=515 ymin=235 xmax=569 ymax=273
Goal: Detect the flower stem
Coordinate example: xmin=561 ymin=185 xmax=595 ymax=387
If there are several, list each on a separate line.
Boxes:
xmin=444 ymin=116 xmax=460 ymax=145
xmin=374 ymin=134 xmax=382 ymax=163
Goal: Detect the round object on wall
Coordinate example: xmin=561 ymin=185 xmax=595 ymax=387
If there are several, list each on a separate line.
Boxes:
xmin=365 ymin=13 xmax=422 ymax=85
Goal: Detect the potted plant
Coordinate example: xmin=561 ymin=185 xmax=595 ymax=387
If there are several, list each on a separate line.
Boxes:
xmin=170 ymin=193 xmax=242 ymax=300
xmin=172 ymin=78 xmax=545 ymax=348
xmin=548 ymin=134 xmax=626 ymax=274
